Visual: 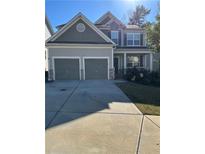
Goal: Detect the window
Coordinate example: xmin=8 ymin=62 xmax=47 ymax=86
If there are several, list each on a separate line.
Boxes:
xmin=127 ymin=33 xmax=133 ymax=46
xmin=127 ymin=55 xmax=144 ymax=68
xmin=111 ymin=31 xmax=119 ymax=44
xmin=127 ymin=33 xmax=140 ymax=46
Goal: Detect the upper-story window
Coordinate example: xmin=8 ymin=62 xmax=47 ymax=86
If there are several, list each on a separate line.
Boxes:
xmin=111 ymin=31 xmax=119 ymax=44
xmin=127 ymin=33 xmax=140 ymax=46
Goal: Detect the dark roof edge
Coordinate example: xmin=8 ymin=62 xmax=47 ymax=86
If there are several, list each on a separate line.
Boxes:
xmin=116 ymin=46 xmax=148 ymax=49
xmin=47 ymin=41 xmax=113 ymax=44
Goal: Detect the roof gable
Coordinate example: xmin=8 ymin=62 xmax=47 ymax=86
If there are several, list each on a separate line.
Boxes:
xmin=47 ymin=12 xmax=115 ymax=45
xmin=95 ymin=11 xmax=125 ymax=27
xmin=53 ymin=19 xmax=110 ymax=44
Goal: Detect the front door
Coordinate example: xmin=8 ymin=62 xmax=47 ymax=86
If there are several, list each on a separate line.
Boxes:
xmin=114 ymin=57 xmax=118 ymax=74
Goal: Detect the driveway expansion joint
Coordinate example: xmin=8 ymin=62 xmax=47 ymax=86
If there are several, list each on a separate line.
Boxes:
xmin=46 ymin=81 xmax=81 ymax=128
xmin=136 ymin=115 xmax=144 ymax=154
xmin=145 ymin=115 xmax=160 ymax=128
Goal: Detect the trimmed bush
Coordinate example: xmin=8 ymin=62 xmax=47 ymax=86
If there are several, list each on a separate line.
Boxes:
xmin=124 ymin=68 xmax=160 ymax=87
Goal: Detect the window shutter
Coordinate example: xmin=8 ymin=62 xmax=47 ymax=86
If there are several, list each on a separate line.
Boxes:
xmin=108 ymin=31 xmax=111 ymax=38
xmin=124 ymin=34 xmax=127 ymax=46
xmin=140 ymin=33 xmax=144 ymax=46
xmin=140 ymin=55 xmax=144 ymax=67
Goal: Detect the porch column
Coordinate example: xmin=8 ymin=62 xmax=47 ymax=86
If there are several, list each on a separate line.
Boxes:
xmin=150 ymin=53 xmax=153 ymax=71
xmin=144 ymin=55 xmax=147 ymax=69
xmin=124 ymin=53 xmax=127 ymax=70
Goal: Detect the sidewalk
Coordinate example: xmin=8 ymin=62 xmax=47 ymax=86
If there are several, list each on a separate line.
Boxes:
xmin=138 ymin=115 xmax=160 ymax=154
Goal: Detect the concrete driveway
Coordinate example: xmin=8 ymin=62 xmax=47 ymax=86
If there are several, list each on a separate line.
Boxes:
xmin=46 ymin=80 xmax=159 ymax=154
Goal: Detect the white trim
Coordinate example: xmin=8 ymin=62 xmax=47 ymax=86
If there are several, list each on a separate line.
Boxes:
xmin=46 ymin=43 xmax=114 ymax=48
xmin=124 ymin=53 xmax=127 ymax=69
xmin=83 ymin=57 xmax=109 ymax=80
xmin=47 ymin=12 xmax=116 ymax=45
xmin=52 ymin=56 xmax=81 ymax=80
xmin=111 ymin=48 xmax=114 ymax=68
xmin=150 ymin=53 xmax=153 ymax=71
xmin=114 ymin=51 xmax=152 ymax=54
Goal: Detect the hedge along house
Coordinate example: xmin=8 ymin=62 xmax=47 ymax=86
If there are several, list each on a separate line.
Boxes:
xmin=46 ymin=13 xmax=115 ymax=80
xmin=46 ymin=12 xmax=153 ymax=80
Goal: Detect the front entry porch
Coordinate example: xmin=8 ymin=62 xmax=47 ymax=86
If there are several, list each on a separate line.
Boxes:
xmin=114 ymin=52 xmax=153 ymax=79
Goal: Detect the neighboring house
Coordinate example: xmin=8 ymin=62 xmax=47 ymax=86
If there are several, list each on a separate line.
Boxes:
xmin=46 ymin=12 xmax=153 ymax=80
xmin=45 ymin=16 xmax=54 ymax=71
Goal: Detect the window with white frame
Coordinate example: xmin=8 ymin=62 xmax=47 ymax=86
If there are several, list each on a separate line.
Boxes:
xmin=127 ymin=55 xmax=144 ymax=68
xmin=111 ymin=31 xmax=119 ymax=44
xmin=127 ymin=33 xmax=140 ymax=46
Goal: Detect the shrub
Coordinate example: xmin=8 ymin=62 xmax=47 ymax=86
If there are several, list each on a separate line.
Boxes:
xmin=124 ymin=68 xmax=160 ymax=87
xmin=150 ymin=71 xmax=160 ymax=86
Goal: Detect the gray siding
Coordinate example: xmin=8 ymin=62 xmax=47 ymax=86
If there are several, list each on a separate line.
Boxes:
xmin=98 ymin=21 xmax=123 ymax=46
xmin=100 ymin=29 xmax=110 ymax=37
xmin=109 ymin=22 xmax=120 ymax=30
xmin=145 ymin=54 xmax=150 ymax=70
xmin=53 ymin=19 xmax=107 ymax=44
xmin=153 ymin=52 xmax=160 ymax=72
xmin=100 ymin=16 xmax=111 ymax=25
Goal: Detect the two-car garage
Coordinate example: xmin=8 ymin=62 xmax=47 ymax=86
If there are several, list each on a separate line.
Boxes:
xmin=53 ymin=56 xmax=109 ymax=80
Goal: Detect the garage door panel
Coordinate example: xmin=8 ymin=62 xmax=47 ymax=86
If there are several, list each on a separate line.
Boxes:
xmin=85 ymin=59 xmax=108 ymax=80
xmin=54 ymin=59 xmax=80 ymax=80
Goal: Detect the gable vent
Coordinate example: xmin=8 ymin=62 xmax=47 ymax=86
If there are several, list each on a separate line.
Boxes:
xmin=76 ymin=23 xmax=86 ymax=32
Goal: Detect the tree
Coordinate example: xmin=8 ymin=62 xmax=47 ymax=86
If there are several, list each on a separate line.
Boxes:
xmin=146 ymin=13 xmax=160 ymax=52
xmin=128 ymin=5 xmax=151 ymax=27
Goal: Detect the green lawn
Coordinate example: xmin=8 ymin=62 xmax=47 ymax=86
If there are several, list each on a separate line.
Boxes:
xmin=116 ymin=82 xmax=160 ymax=115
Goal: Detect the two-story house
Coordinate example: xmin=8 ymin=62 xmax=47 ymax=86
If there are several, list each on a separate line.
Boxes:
xmin=46 ymin=12 xmax=153 ymax=80
xmin=95 ymin=12 xmax=152 ymax=78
